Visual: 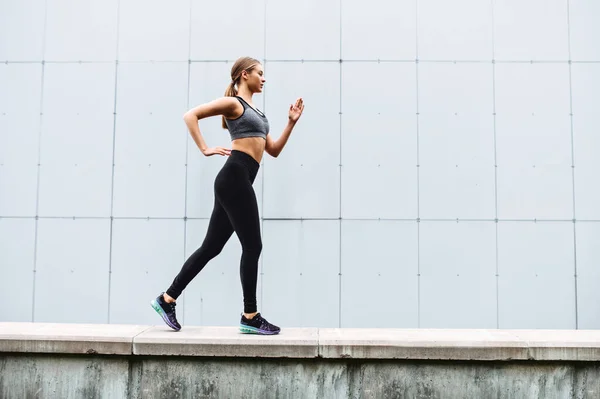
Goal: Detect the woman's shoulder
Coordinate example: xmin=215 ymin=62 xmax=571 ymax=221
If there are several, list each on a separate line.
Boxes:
xmin=203 ymin=96 xmax=243 ymax=113
xmin=212 ymin=96 xmax=242 ymax=106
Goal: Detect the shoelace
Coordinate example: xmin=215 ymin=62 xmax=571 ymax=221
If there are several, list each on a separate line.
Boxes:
xmin=256 ymin=315 xmax=276 ymax=330
xmin=165 ymin=302 xmax=176 ymax=312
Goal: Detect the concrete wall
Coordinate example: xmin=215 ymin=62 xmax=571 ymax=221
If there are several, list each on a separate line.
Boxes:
xmin=1 ymin=0 xmax=600 ymax=329
xmin=4 ymin=322 xmax=600 ymax=398
xmin=3 ymin=355 xmax=600 ymax=399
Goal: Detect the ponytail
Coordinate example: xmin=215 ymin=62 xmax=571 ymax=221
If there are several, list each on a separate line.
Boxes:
xmin=222 ymin=56 xmax=260 ymax=129
xmin=222 ymin=81 xmax=237 ymax=129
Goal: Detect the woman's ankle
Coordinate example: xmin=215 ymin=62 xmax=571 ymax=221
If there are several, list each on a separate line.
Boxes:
xmin=243 ymin=312 xmax=258 ymax=319
xmin=163 ymin=293 xmax=176 ymax=303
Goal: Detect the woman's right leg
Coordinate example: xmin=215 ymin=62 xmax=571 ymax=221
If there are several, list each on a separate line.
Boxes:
xmin=166 ymin=196 xmax=234 ymax=299
xmin=151 ymin=190 xmax=234 ymax=331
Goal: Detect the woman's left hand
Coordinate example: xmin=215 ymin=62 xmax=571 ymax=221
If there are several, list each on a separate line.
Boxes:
xmin=288 ymin=98 xmax=304 ymax=123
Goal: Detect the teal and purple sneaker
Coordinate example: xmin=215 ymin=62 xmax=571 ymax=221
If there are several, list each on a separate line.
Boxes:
xmin=240 ymin=313 xmax=280 ymax=335
xmin=150 ymin=293 xmax=181 ymax=331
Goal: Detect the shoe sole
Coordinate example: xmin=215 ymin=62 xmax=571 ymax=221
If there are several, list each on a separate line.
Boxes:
xmin=150 ymin=299 xmax=181 ymax=331
xmin=239 ymin=325 xmax=280 ymax=335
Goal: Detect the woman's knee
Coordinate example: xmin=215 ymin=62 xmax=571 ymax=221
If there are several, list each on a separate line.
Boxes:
xmin=199 ymin=241 xmax=225 ymax=260
xmin=242 ymin=239 xmax=262 ymax=256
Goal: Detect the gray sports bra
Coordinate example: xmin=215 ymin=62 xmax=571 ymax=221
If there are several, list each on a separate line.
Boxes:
xmin=225 ymin=96 xmax=270 ymax=141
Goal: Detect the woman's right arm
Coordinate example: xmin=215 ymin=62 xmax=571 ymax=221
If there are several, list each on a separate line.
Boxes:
xmin=183 ymin=97 xmax=238 ymax=156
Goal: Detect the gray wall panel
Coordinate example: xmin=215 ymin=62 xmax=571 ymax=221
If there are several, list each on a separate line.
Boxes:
xmin=118 ymin=0 xmax=191 ymax=61
xmin=342 ymin=163 xmax=418 ymax=220
xmin=113 ymin=62 xmax=188 ymax=218
xmin=44 ymin=0 xmax=119 ymax=62
xmin=493 ymin=0 xmax=569 ymax=61
xmin=38 ymin=163 xmax=113 ymax=218
xmin=42 ymin=63 xmax=116 ymax=115
xmin=263 ymin=62 xmax=340 ymax=219
xmin=495 ymin=64 xmax=571 ymax=171
xmin=34 ymin=219 xmax=111 ymax=323
xmin=266 ymin=0 xmax=340 ymax=60
xmin=576 ymin=223 xmax=600 ymax=329
xmin=498 ymin=222 xmax=576 ymax=329
xmin=190 ymin=0 xmax=265 ymax=61
xmin=109 ymin=219 xmax=185 ymax=324
xmin=112 ymin=163 xmax=186 ymax=218
xmin=0 ymin=115 xmax=40 ymax=166
xmin=115 ymin=62 xmax=188 ymax=115
xmin=495 ymin=63 xmax=573 ymax=220
xmin=566 ymin=0 xmax=600 ymax=61
xmin=497 ymin=165 xmax=573 ymax=220
xmin=418 ymin=0 xmax=493 ymax=60
xmin=420 ymin=164 xmax=496 ymax=220
xmin=572 ymin=64 xmax=600 ymax=220
xmin=0 ymin=63 xmax=42 ymax=166
xmin=341 ymin=62 xmax=418 ymax=219
xmin=0 ymin=164 xmax=39 ymax=217
xmin=0 ymin=219 xmax=35 ymax=322
xmin=341 ymin=220 xmax=418 ymax=328
xmin=341 ymin=0 xmax=416 ymax=60
xmin=262 ymin=220 xmax=340 ymax=328
xmin=38 ymin=64 xmax=115 ymax=217
xmin=0 ymin=0 xmax=46 ymax=61
xmin=0 ymin=63 xmax=42 ymax=217
xmin=420 ymin=221 xmax=497 ymax=328
xmin=419 ymin=63 xmax=495 ymax=220
xmin=575 ymin=166 xmax=600 ymax=220
xmin=0 ymin=63 xmax=43 ymax=116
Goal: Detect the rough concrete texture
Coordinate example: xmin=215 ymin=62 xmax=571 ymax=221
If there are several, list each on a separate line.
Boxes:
xmin=0 ymin=355 xmax=130 ymax=399
xmin=0 ymin=322 xmax=151 ymax=355
xmin=3 ymin=355 xmax=600 ymax=399
xmin=134 ymin=359 xmax=600 ymax=399
xmin=356 ymin=361 xmax=600 ymax=399
xmin=133 ymin=358 xmax=348 ymax=399
xmin=133 ymin=326 xmax=319 ymax=358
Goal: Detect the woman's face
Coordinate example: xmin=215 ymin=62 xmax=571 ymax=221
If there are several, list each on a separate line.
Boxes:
xmin=244 ymin=64 xmax=265 ymax=93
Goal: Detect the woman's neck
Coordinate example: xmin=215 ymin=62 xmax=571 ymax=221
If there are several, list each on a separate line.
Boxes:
xmin=236 ymin=87 xmax=254 ymax=105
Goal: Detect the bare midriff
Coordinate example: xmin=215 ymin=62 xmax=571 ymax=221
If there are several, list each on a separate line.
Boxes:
xmin=231 ymin=136 xmax=266 ymax=164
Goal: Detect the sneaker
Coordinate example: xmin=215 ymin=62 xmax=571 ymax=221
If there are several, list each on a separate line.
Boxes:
xmin=239 ymin=313 xmax=280 ymax=335
xmin=150 ymin=293 xmax=181 ymax=331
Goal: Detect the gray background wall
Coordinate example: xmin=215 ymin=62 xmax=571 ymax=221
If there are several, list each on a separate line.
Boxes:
xmin=1 ymin=0 xmax=598 ymax=330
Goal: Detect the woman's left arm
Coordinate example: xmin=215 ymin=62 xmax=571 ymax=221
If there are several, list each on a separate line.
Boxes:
xmin=265 ymin=98 xmax=304 ymax=158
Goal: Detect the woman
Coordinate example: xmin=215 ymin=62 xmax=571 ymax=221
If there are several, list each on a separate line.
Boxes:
xmin=151 ymin=56 xmax=304 ymax=335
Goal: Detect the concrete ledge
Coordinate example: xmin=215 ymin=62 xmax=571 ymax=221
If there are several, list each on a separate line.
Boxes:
xmin=511 ymin=329 xmax=600 ymax=361
xmin=2 ymin=322 xmax=600 ymax=361
xmin=318 ymin=328 xmax=529 ymax=360
xmin=0 ymin=323 xmax=151 ymax=355
xmin=133 ymin=326 xmax=319 ymax=358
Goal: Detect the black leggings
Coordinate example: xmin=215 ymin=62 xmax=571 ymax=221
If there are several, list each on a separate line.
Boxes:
xmin=166 ymin=150 xmax=261 ymax=313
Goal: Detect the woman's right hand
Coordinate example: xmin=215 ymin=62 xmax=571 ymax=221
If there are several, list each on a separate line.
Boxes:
xmin=202 ymin=147 xmax=231 ymax=157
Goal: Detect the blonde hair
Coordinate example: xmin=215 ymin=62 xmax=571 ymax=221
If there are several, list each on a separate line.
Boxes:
xmin=222 ymin=56 xmax=261 ymax=129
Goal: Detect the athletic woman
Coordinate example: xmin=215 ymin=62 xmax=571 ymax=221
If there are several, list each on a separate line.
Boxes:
xmin=151 ymin=56 xmax=305 ymax=335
